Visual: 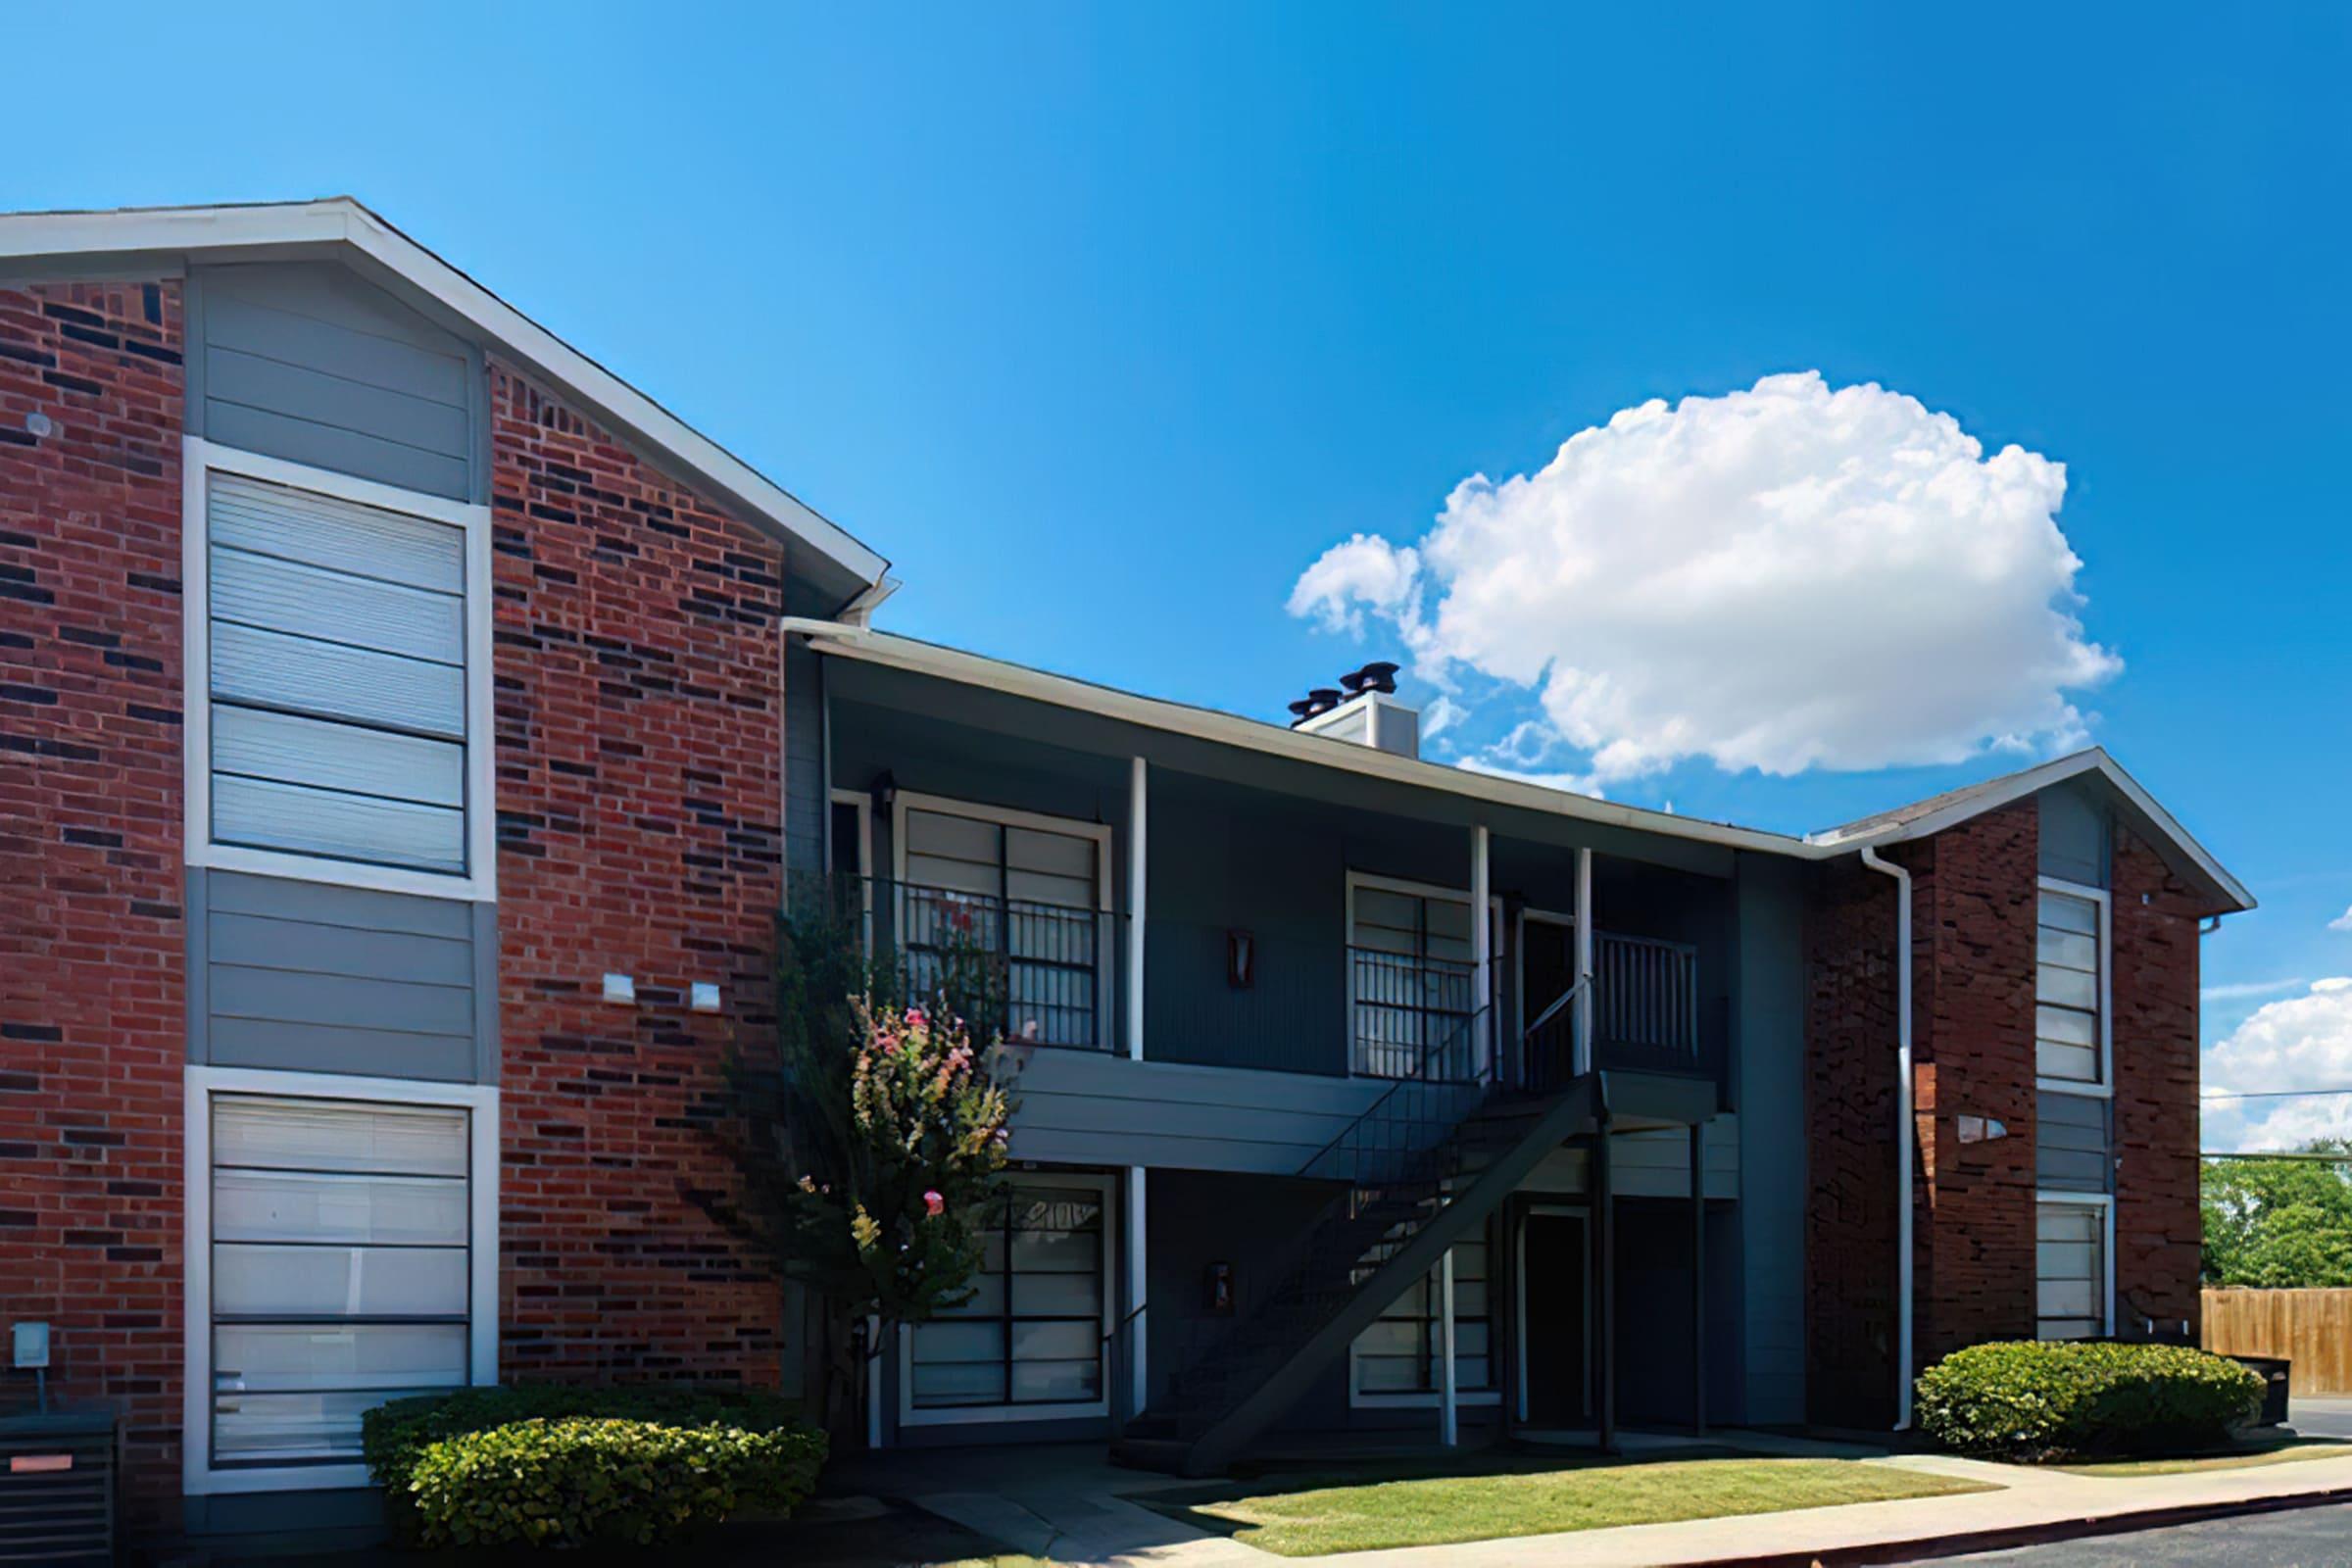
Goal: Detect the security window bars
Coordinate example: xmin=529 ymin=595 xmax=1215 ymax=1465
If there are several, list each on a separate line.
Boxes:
xmin=206 ymin=472 xmax=469 ymax=875
xmin=907 ymin=1183 xmax=1105 ymax=1410
xmin=209 ymin=1094 xmax=472 ymax=1466
xmin=1348 ymin=883 xmax=1476 ymax=1079
xmin=901 ymin=808 xmax=1104 ymax=1047
xmin=1353 ymin=1239 xmax=1493 ymax=1398
xmin=2036 ymin=888 xmax=2104 ymax=1085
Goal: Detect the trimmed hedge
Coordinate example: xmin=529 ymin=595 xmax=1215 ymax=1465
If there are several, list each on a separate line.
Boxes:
xmin=1915 ymin=1342 xmax=2265 ymax=1460
xmin=361 ymin=1385 xmax=824 ymax=1549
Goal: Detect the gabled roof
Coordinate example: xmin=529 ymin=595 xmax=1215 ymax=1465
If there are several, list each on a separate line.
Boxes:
xmin=0 ymin=197 xmax=889 ymax=606
xmin=815 ymin=629 xmax=2255 ymax=912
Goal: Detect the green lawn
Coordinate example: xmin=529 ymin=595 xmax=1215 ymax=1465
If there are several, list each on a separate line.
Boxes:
xmin=1143 ymin=1453 xmax=1999 ymax=1557
xmin=2052 ymin=1440 xmax=2352 ymax=1478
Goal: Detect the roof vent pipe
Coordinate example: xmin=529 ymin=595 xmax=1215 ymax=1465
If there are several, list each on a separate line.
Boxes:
xmin=1859 ymin=844 xmax=1914 ymax=1433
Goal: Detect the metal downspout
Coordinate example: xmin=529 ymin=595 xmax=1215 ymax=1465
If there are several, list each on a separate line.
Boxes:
xmin=1859 ymin=845 xmax=1914 ymax=1433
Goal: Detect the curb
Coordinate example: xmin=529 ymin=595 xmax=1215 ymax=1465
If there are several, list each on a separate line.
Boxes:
xmin=1676 ymin=1483 xmax=2352 ymax=1566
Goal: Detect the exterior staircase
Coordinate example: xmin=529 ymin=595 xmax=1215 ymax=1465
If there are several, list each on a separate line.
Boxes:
xmin=1112 ymin=1005 xmax=1597 ymax=1477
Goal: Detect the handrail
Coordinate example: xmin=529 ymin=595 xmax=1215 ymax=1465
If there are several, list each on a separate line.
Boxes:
xmin=1522 ymin=972 xmax=1591 ymax=1041
xmin=1296 ymin=1000 xmax=1494 ymax=1181
xmin=1102 ymin=1298 xmax=1148 ymax=1344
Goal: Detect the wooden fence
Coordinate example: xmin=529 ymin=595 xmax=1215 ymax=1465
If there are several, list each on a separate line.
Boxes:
xmin=2203 ymin=1288 xmax=2352 ymax=1395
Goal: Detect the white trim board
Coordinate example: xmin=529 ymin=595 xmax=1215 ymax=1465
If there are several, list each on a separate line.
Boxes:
xmin=181 ymin=435 xmax=499 ymax=904
xmin=2035 ymin=875 xmax=2114 ymax=1097
xmin=181 ymin=1065 xmax=500 ymax=1496
xmin=0 ymin=199 xmax=888 ymax=592
xmin=815 ymin=633 xmax=2254 ymax=913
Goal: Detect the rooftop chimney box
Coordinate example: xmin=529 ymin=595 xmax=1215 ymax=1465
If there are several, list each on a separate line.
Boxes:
xmin=1290 ymin=663 xmax=1419 ymax=760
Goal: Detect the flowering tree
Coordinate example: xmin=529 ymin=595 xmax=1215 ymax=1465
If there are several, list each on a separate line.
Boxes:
xmin=709 ymin=890 xmax=1016 ymax=1443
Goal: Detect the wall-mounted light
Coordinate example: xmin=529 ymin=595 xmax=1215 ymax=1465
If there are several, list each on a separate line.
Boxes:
xmin=691 ymin=982 xmax=721 ymax=1013
xmin=602 ymin=972 xmax=637 ymax=1004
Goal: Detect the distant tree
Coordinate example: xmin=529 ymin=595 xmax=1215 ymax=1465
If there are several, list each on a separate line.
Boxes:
xmin=2201 ymin=1140 xmax=2352 ymax=1288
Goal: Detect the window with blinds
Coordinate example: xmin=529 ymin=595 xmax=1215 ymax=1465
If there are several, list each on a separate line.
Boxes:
xmin=1348 ymin=883 xmax=1478 ymax=1079
xmin=206 ymin=471 xmax=469 ymax=875
xmin=2036 ymin=887 xmax=2104 ymax=1085
xmin=208 ymin=1095 xmax=473 ymax=1466
xmin=2036 ymin=1201 xmax=2106 ymax=1340
xmin=907 ymin=1181 xmax=1106 ymax=1413
xmin=901 ymin=806 xmax=1104 ymax=1047
xmin=1353 ymin=1240 xmax=1493 ymax=1400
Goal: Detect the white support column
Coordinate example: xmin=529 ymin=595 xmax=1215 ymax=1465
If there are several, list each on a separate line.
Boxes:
xmin=1127 ymin=1165 xmax=1150 ymax=1417
xmin=1439 ymin=1248 xmax=1459 ymax=1446
xmin=1574 ymin=847 xmax=1594 ymax=1076
xmin=1128 ymin=757 xmax=1148 ymax=1061
xmin=1472 ymin=825 xmax=1492 ymax=1077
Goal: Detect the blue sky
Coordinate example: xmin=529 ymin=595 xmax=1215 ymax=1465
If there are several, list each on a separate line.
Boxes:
xmin=12 ymin=3 xmax=2349 ymax=1137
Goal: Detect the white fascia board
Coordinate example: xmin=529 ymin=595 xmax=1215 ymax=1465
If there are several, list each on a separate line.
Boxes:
xmin=1810 ymin=749 xmax=2254 ymax=912
xmin=0 ymin=200 xmax=890 ymax=593
xmin=820 ymin=632 xmax=1807 ymax=858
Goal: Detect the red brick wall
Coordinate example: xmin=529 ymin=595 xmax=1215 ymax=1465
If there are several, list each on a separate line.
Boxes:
xmin=1803 ymin=854 xmax=1902 ymax=1429
xmin=0 ymin=281 xmax=188 ymax=1527
xmin=487 ymin=365 xmax=784 ymax=1388
xmin=2112 ymin=826 xmax=2204 ymax=1333
xmin=1909 ymin=803 xmax=2039 ymax=1360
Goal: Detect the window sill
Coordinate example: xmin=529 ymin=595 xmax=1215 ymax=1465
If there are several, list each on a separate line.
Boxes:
xmin=193 ymin=841 xmax=493 ymax=904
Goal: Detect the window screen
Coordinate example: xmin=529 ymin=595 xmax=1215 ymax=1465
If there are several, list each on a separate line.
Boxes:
xmin=2036 ymin=890 xmax=2102 ymax=1084
xmin=908 ymin=1182 xmax=1105 ymax=1410
xmin=209 ymin=1095 xmax=471 ymax=1466
xmin=2036 ymin=1202 xmax=2106 ymax=1340
xmin=207 ymin=472 xmax=468 ymax=874
xmin=1353 ymin=1240 xmax=1493 ymax=1397
xmin=1348 ymin=885 xmax=1477 ymax=1078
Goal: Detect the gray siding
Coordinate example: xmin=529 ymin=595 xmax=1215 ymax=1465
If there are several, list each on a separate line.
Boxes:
xmin=2039 ymin=779 xmax=2110 ymax=888
xmin=189 ymin=868 xmax=495 ymax=1083
xmin=2037 ymin=1087 xmax=2111 ymax=1193
xmin=188 ymin=262 xmax=484 ymax=502
xmin=784 ymin=636 xmax=827 ymax=876
xmin=1733 ymin=853 xmax=1807 ymax=1425
xmin=1008 ymin=1050 xmax=1389 ymax=1173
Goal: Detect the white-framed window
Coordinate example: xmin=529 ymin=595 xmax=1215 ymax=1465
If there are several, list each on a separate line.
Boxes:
xmin=889 ymin=791 xmax=1113 ymax=1048
xmin=1350 ymin=1239 xmax=1499 ymax=1408
xmin=2035 ymin=877 xmax=2110 ymax=1093
xmin=1345 ymin=872 xmax=1497 ymax=1079
xmin=898 ymin=1172 xmax=1116 ymax=1426
xmin=182 ymin=1066 xmax=499 ymax=1495
xmin=2034 ymin=1192 xmax=2114 ymax=1340
xmin=182 ymin=437 xmax=495 ymax=903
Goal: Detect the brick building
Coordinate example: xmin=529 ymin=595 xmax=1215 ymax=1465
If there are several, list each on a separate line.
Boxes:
xmin=0 ymin=201 xmax=2249 ymax=1544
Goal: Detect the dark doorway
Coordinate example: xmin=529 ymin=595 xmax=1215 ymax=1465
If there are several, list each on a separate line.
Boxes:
xmin=1521 ymin=1209 xmax=1589 ymax=1426
xmin=1522 ymin=918 xmax=1577 ymax=1089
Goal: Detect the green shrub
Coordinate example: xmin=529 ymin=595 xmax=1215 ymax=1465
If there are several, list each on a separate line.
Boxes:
xmin=361 ymin=1385 xmax=823 ymax=1548
xmin=1915 ymin=1342 xmax=2265 ymax=1460
xmin=402 ymin=1416 xmax=825 ymax=1549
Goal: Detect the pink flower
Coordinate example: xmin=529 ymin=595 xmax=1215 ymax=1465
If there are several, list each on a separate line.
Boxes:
xmin=906 ymin=1007 xmax=928 ymax=1030
xmin=923 ymin=1189 xmax=945 ymax=1217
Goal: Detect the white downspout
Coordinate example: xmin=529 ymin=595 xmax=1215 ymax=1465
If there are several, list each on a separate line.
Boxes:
xmin=1859 ymin=845 xmax=1914 ymax=1432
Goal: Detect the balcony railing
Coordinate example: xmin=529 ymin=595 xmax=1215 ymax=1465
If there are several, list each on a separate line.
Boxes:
xmin=1348 ymin=947 xmax=1480 ymax=1081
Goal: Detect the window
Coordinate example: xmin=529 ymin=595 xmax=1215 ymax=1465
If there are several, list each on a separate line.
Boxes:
xmin=894 ymin=796 xmax=1109 ymax=1048
xmin=904 ymin=1179 xmax=1110 ymax=1421
xmin=1347 ymin=876 xmax=1480 ymax=1079
xmin=2036 ymin=882 xmax=2108 ymax=1087
xmin=197 ymin=1087 xmax=491 ymax=1475
xmin=186 ymin=440 xmax=491 ymax=899
xmin=1352 ymin=1240 xmax=1494 ymax=1404
xmin=2036 ymin=1199 xmax=2110 ymax=1340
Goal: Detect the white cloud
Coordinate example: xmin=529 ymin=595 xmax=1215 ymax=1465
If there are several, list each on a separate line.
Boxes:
xmin=2331 ymin=905 xmax=2352 ymax=932
xmin=1288 ymin=372 xmax=2121 ymax=785
xmin=1420 ymin=694 xmax=1466 ymax=741
xmin=2202 ymin=977 xmax=2311 ymax=1002
xmin=2202 ymin=978 xmax=2352 ymax=1151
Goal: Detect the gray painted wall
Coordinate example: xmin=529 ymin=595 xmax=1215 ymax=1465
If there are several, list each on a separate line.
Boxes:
xmin=1733 ymin=853 xmax=1807 ymax=1425
xmin=189 ymin=868 xmax=495 ymax=1083
xmin=784 ymin=636 xmax=827 ymax=876
xmin=2039 ymin=779 xmax=2110 ymax=888
xmin=2037 ymin=1089 xmax=2111 ymax=1193
xmin=187 ymin=261 xmax=486 ymax=503
xmin=1008 ymin=1050 xmax=1389 ymax=1172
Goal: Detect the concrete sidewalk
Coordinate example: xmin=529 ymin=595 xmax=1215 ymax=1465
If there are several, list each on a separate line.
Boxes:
xmin=896 ymin=1439 xmax=2352 ymax=1568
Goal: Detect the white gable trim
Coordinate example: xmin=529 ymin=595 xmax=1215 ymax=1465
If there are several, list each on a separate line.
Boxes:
xmin=0 ymin=199 xmax=889 ymax=592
